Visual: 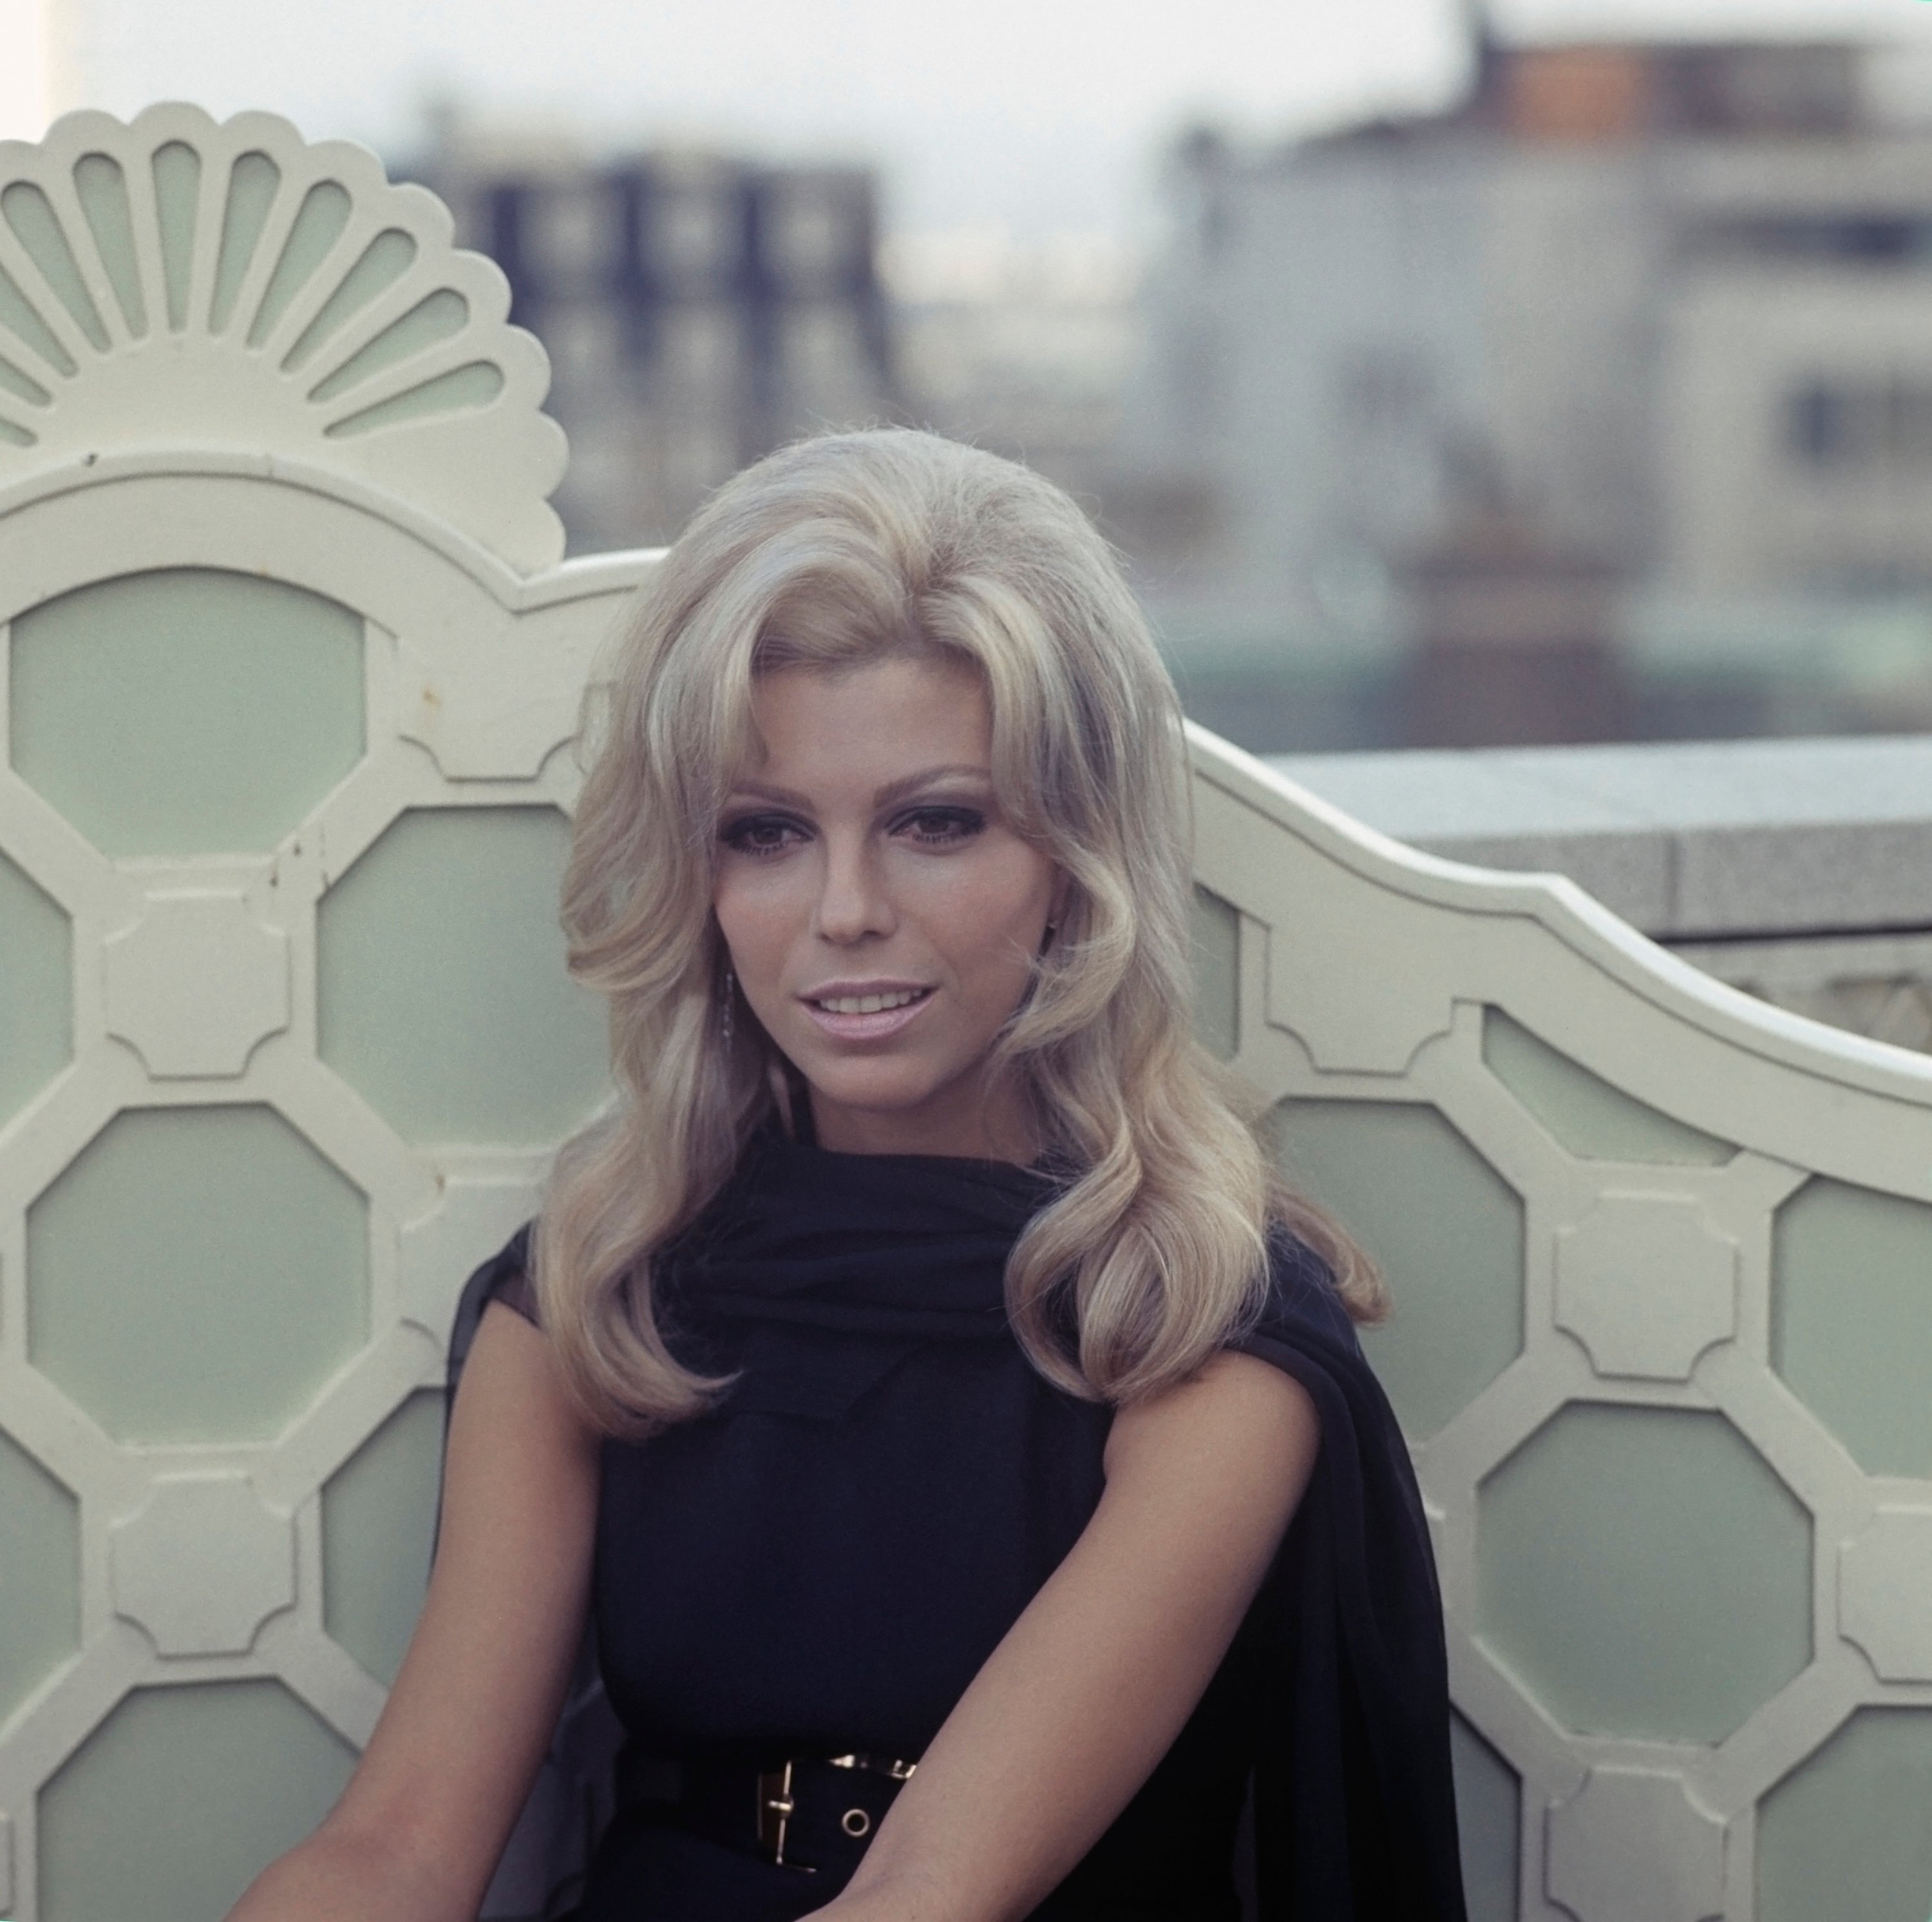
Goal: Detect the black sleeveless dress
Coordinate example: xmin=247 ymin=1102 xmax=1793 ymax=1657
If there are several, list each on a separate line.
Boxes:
xmin=455 ymin=1125 xmax=1466 ymax=1921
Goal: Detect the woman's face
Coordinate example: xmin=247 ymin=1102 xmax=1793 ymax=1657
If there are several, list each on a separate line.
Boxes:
xmin=712 ymin=653 xmax=1063 ymax=1161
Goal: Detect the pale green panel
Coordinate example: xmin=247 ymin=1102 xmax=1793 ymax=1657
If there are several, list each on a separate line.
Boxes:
xmin=26 ymin=1106 xmax=368 ymax=1443
xmin=8 ymin=567 xmax=365 ymax=857
xmin=1757 ymin=1707 xmax=1932 ymax=1922
xmin=37 ymin=1679 xmax=355 ymax=1922
xmin=1772 ymin=1177 xmax=1932 ymax=1478
xmin=0 ymin=347 xmax=50 ymax=403
xmin=285 ymin=228 xmax=416 ymax=372
xmin=211 ymin=151 xmax=279 ymax=334
xmin=312 ymin=286 xmax=466 ymax=401
xmin=72 ymin=153 xmax=146 ymax=336
xmin=1191 ymin=885 xmax=1238 ymax=1061
xmin=1450 ymin=1712 xmax=1519 ymax=1922
xmin=317 ymin=806 xmax=609 ymax=1144
xmin=248 ymin=180 xmax=350 ymax=346
xmin=150 ymin=141 xmax=200 ymax=330
xmin=0 ymin=850 xmax=71 ymax=1125
xmin=0 ymin=1428 xmax=80 ymax=1726
xmin=0 ymin=406 xmax=33 ymax=446
xmin=1477 ymin=1404 xmax=1810 ymax=1742
xmin=1482 ymin=1008 xmax=1733 ymax=1165
xmin=0 ymin=257 xmax=76 ymax=373
xmin=0 ymin=182 xmax=108 ymax=348
xmin=1268 ymin=1100 xmax=1524 ymax=1438
xmin=328 ymin=360 xmax=504 ymax=438
xmin=322 ymin=1390 xmax=442 ymax=1686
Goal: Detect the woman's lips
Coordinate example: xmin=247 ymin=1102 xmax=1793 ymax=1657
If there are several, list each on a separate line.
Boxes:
xmin=799 ymin=986 xmax=935 ymax=1042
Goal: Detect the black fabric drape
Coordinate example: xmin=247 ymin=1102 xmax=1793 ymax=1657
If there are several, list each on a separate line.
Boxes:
xmin=1232 ymin=1240 xmax=1468 ymax=1918
xmin=446 ymin=1127 xmax=1467 ymax=1921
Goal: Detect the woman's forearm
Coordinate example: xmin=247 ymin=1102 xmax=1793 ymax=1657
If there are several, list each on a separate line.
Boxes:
xmin=808 ymin=1355 xmax=1318 ymax=1922
xmin=223 ymin=1818 xmax=459 ymax=1922
xmin=806 ymin=1862 xmax=997 ymax=1922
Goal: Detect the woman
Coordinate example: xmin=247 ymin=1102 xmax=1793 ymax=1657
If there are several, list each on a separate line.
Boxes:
xmin=230 ymin=428 xmax=1466 ymax=1921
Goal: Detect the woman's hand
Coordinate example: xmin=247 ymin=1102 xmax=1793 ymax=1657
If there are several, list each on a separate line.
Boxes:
xmin=802 ymin=1349 xmax=1320 ymax=1922
xmin=224 ymin=1299 xmax=601 ymax=1920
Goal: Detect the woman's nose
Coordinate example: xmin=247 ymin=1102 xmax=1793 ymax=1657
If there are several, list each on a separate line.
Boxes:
xmin=813 ymin=837 xmax=893 ymax=943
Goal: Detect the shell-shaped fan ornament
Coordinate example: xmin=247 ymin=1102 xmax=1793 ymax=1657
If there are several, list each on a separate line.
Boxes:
xmin=0 ymin=103 xmax=567 ymax=570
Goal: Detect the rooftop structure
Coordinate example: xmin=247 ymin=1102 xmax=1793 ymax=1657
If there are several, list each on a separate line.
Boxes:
xmin=882 ymin=226 xmax=1141 ymax=489
xmin=414 ymin=115 xmax=897 ymax=550
xmin=1119 ymin=32 xmax=1932 ymax=747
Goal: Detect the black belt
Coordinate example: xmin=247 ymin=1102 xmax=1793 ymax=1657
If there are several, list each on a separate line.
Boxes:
xmin=619 ymin=1749 xmax=917 ymax=1878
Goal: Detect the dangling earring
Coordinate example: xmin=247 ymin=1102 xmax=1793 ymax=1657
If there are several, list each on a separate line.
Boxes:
xmin=720 ymin=966 xmax=735 ymax=1048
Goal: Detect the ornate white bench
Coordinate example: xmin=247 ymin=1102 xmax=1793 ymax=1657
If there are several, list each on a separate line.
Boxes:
xmin=3 ymin=105 xmax=1930 ymax=1922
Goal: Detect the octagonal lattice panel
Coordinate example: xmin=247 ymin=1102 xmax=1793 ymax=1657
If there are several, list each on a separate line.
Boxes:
xmin=109 ymin=1474 xmax=295 ymax=1658
xmin=1772 ymin=1176 xmax=1932 ymax=1478
xmin=8 ymin=567 xmax=364 ymax=857
xmin=0 ymin=849 xmax=70 ymax=1125
xmin=0 ymin=1430 xmax=79 ymax=1726
xmin=1268 ymin=1098 xmax=1524 ymax=1439
xmin=321 ymin=1389 xmax=442 ymax=1687
xmin=1756 ymin=1706 xmax=1932 ymax=1922
xmin=26 ymin=1105 xmax=368 ymax=1443
xmin=34 ymin=1680 xmax=354 ymax=1922
xmin=1190 ymin=886 xmax=1239 ymax=1061
xmin=316 ymin=804 xmax=609 ymax=1144
xmin=0 ymin=105 xmax=638 ymax=1922
xmin=1482 ymin=1007 xmax=1734 ymax=1166
xmin=1477 ymin=1403 xmax=1812 ymax=1743
xmin=1553 ymin=1192 xmax=1739 ymax=1382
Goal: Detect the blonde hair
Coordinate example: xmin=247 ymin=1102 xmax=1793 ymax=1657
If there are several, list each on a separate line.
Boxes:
xmin=537 ymin=428 xmax=1381 ymax=1436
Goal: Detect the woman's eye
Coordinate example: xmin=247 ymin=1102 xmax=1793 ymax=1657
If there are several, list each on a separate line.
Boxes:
xmin=897 ymin=806 xmax=985 ymax=846
xmin=721 ymin=815 xmax=805 ymax=857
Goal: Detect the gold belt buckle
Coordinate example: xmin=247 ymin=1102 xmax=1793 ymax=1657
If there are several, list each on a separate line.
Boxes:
xmin=825 ymin=1753 xmax=916 ymax=1845
xmin=759 ymin=1752 xmax=916 ymax=1867
xmin=757 ymin=1760 xmax=811 ymax=1870
xmin=828 ymin=1750 xmax=917 ymax=1782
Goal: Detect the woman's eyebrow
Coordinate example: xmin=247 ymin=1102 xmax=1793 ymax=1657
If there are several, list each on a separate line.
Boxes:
xmin=724 ymin=766 xmax=992 ymax=810
xmin=871 ymin=765 xmax=993 ymax=807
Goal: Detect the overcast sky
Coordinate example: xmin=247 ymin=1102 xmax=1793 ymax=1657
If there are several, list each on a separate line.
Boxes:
xmin=43 ymin=0 xmax=1932 ymax=236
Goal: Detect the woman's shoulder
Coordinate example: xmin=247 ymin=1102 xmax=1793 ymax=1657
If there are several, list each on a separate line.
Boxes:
xmin=1209 ymin=1219 xmax=1394 ymax=1434
xmin=442 ymin=1221 xmax=545 ymax=1398
xmin=471 ymin=1221 xmax=540 ymax=1326
xmin=446 ymin=1222 xmax=542 ymax=1391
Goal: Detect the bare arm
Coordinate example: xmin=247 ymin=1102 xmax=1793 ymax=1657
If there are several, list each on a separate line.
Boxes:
xmin=808 ymin=1349 xmax=1321 ymax=1922
xmin=225 ymin=1300 xmax=601 ymax=1921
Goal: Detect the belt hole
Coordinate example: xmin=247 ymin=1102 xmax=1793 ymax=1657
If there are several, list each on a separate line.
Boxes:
xmin=841 ymin=1807 xmax=872 ymax=1838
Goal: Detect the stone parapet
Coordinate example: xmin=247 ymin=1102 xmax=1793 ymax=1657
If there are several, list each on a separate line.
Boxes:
xmin=1278 ymin=735 xmax=1932 ymax=1054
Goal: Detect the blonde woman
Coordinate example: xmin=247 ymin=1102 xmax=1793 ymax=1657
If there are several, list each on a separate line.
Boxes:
xmin=231 ymin=429 xmax=1466 ymax=1922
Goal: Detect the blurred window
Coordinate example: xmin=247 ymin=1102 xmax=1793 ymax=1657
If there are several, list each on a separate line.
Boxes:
xmin=1786 ymin=377 xmax=1932 ymax=470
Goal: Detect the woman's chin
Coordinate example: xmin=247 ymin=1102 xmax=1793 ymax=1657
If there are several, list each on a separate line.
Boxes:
xmin=800 ymin=1076 xmax=998 ymax=1155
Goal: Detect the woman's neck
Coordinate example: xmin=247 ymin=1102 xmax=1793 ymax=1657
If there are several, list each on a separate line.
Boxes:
xmin=792 ymin=1072 xmax=1041 ymax=1166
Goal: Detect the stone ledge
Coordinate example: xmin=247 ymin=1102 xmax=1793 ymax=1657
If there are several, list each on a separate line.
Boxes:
xmin=1274 ymin=735 xmax=1932 ymax=940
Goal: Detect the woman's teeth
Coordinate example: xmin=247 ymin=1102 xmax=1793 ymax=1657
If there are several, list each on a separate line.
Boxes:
xmin=815 ymin=989 xmax=926 ymax=1014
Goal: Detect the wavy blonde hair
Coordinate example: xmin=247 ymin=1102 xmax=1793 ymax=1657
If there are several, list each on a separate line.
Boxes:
xmin=536 ymin=428 xmax=1381 ymax=1436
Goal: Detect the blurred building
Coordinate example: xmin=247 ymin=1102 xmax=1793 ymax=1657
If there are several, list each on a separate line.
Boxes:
xmin=882 ymin=226 xmax=1142 ymax=486
xmin=1120 ymin=33 xmax=1932 ymax=748
xmin=416 ymin=117 xmax=898 ymax=551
